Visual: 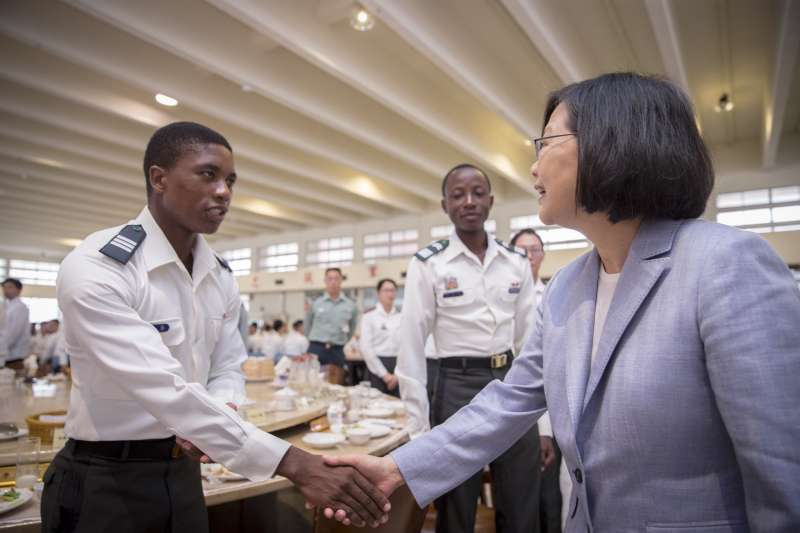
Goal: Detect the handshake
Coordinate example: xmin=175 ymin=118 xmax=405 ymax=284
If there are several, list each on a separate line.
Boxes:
xmin=280 ymin=447 xmax=406 ymax=528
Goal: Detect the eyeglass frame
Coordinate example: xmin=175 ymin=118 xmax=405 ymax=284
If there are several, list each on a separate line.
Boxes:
xmin=533 ymin=133 xmax=577 ymax=159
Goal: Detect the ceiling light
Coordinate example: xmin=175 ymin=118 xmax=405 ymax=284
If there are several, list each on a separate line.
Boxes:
xmin=241 ymin=84 xmax=253 ymax=92
xmin=714 ymin=93 xmax=734 ymax=113
xmin=155 ymin=93 xmax=178 ymax=107
xmin=350 ymin=6 xmax=375 ymax=31
xmin=58 ymin=238 xmax=83 ymax=248
xmin=524 ymin=139 xmax=533 ymax=147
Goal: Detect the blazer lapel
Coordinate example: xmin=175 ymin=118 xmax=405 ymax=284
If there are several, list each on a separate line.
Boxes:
xmin=581 ymin=219 xmax=683 ymax=411
xmin=564 ymin=250 xmax=600 ymax=432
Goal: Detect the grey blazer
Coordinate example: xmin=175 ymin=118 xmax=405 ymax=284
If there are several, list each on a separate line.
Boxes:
xmin=392 ymin=218 xmax=800 ymax=532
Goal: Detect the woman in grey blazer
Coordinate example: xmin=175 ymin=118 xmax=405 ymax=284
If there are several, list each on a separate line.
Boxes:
xmin=325 ymin=73 xmax=800 ymax=532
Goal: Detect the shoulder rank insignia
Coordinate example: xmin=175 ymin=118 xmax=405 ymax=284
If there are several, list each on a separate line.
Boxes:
xmin=216 ymin=255 xmax=232 ymax=272
xmin=99 ymin=224 xmax=146 ymax=265
xmin=414 ymin=239 xmax=449 ymax=262
xmin=495 ymin=238 xmax=527 ymax=258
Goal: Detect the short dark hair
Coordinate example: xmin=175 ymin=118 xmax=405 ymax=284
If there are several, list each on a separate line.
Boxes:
xmin=143 ymin=121 xmax=232 ymax=196
xmin=441 ymin=164 xmax=492 ymax=197
xmin=376 ymin=278 xmax=397 ymax=292
xmin=249 ymin=321 xmax=258 ymax=328
xmin=510 ymin=228 xmax=543 ymax=249
xmin=272 ymin=319 xmax=284 ymax=331
xmin=292 ymin=320 xmax=303 ymax=330
xmin=1 ymin=278 xmax=22 ymax=290
xmin=324 ymin=267 xmax=343 ymax=277
xmin=543 ymin=72 xmax=713 ymax=223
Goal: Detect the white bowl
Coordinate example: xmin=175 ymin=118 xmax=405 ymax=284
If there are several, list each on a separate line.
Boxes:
xmin=345 ymin=428 xmax=371 ymax=445
xmin=361 ymin=407 xmax=394 ymax=418
xmin=302 ymin=432 xmax=346 ymax=449
xmin=363 ymin=424 xmax=391 ymax=439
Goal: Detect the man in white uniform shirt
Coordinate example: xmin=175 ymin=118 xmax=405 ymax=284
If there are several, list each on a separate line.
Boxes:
xmin=282 ymin=319 xmax=310 ymax=356
xmin=360 ymin=278 xmax=402 ymax=396
xmin=41 ymin=122 xmax=389 ymax=533
xmin=395 ymin=164 xmax=541 ymax=533
xmin=1 ymin=278 xmax=31 ymax=371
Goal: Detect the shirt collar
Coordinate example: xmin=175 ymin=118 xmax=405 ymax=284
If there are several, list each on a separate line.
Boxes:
xmin=375 ymin=304 xmax=397 ymax=317
xmin=442 ymin=231 xmax=499 ymax=266
xmin=323 ymin=292 xmax=345 ymax=303
xmin=136 ymin=206 xmax=218 ymax=281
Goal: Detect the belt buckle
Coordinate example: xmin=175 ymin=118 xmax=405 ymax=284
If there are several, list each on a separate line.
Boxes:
xmin=171 ymin=443 xmax=183 ymax=459
xmin=325 ymin=343 xmax=332 ymax=350
xmin=490 ymin=352 xmax=507 ymax=369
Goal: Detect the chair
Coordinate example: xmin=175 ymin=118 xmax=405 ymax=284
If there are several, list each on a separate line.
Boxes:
xmin=314 ymin=484 xmax=429 ymax=533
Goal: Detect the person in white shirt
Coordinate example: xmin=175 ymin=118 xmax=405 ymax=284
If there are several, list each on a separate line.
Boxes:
xmin=0 ymin=299 xmax=7 ymax=366
xmin=282 ymin=319 xmax=310 ymax=356
xmin=1 ymin=278 xmax=31 ymax=370
xmin=393 ymin=164 xmax=541 ymax=533
xmin=360 ymin=278 xmax=402 ymax=397
xmin=39 ymin=319 xmax=62 ymax=367
xmin=510 ymin=228 xmax=560 ymax=533
xmin=261 ymin=320 xmax=285 ymax=361
xmin=246 ymin=322 xmax=263 ymax=356
xmin=41 ymin=121 xmax=389 ymax=532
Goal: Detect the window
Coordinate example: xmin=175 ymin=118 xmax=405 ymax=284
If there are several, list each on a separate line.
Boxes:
xmin=509 ymin=215 xmax=589 ymax=250
xmin=716 ymin=186 xmax=800 ymax=233
xmin=258 ymin=242 xmax=299 ymax=273
xmin=240 ymin=294 xmax=250 ymax=313
xmin=220 ymin=248 xmax=251 ymax=276
xmin=21 ymin=297 xmax=60 ymax=323
xmin=0 ymin=258 xmax=6 ymax=280
xmin=9 ymin=260 xmax=59 ymax=286
xmin=306 ymin=237 xmax=354 ymax=267
xmin=363 ymin=229 xmax=419 ymax=263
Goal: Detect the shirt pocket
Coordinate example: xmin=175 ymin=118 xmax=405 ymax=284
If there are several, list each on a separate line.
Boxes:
xmin=497 ymin=280 xmax=522 ymax=303
xmin=645 ymin=521 xmax=748 ymax=533
xmin=150 ymin=317 xmax=186 ymax=347
xmin=435 ymin=287 xmax=475 ymax=307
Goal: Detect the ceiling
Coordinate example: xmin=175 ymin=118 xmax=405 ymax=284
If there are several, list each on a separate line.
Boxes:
xmin=0 ymin=0 xmax=797 ymax=257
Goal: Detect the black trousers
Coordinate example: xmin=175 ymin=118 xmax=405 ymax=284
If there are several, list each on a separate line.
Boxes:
xmin=41 ymin=439 xmax=208 ymax=533
xmin=430 ymin=360 xmax=542 ymax=533
xmin=307 ymin=341 xmax=346 ymax=368
xmin=367 ymin=356 xmax=400 ymax=397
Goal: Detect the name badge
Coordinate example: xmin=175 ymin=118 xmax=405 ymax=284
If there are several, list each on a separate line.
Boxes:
xmin=243 ymin=407 xmax=269 ymax=427
xmin=52 ymin=427 xmax=68 ymax=449
xmin=508 ymin=287 xmax=521 ymax=294
xmin=443 ymin=290 xmax=463 ymax=298
xmin=153 ymin=323 xmax=170 ymax=333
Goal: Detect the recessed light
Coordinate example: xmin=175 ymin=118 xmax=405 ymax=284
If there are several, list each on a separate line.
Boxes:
xmin=350 ymin=6 xmax=375 ymax=31
xmin=241 ymin=84 xmax=254 ymax=92
xmin=155 ymin=93 xmax=178 ymax=107
xmin=524 ymin=139 xmax=533 ymax=147
xmin=714 ymin=93 xmax=734 ymax=113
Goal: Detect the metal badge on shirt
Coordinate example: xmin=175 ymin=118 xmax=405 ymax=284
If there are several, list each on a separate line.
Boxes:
xmin=509 ymin=281 xmax=521 ymax=294
xmin=443 ymin=276 xmax=463 ymax=298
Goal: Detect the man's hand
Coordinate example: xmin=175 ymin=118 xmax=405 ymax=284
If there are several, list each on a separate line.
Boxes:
xmin=277 ymin=447 xmax=391 ymax=528
xmin=382 ymin=374 xmax=399 ymax=391
xmin=539 ymin=436 xmax=556 ymax=471
xmin=176 ymin=402 xmax=237 ymax=464
xmin=321 ymin=454 xmax=405 ymax=525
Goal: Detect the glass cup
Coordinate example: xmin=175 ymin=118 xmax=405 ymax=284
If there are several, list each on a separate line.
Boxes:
xmin=15 ymin=436 xmax=41 ymax=489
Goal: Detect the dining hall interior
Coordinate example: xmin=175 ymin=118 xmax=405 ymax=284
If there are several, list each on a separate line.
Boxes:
xmin=0 ymin=1 xmax=799 ymax=532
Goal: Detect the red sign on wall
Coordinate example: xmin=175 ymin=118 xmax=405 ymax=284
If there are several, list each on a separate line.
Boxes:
xmin=304 ymin=272 xmax=312 ymax=284
xmin=368 ymin=265 xmax=378 ymax=278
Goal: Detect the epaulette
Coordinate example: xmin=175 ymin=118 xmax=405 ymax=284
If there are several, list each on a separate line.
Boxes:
xmin=495 ymin=238 xmax=527 ymax=258
xmin=216 ymin=255 xmax=232 ymax=272
xmin=414 ymin=239 xmax=449 ymax=262
xmin=99 ymin=224 xmax=146 ymax=265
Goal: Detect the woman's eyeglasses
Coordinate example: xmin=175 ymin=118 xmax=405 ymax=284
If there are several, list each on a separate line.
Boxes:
xmin=533 ymin=133 xmax=577 ymax=159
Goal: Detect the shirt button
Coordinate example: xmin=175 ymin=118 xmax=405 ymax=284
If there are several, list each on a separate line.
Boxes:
xmin=574 ymin=468 xmax=583 ymax=484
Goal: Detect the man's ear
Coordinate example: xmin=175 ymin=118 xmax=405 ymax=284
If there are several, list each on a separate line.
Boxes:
xmin=440 ymin=198 xmax=447 ymax=214
xmin=148 ymin=165 xmax=167 ymax=195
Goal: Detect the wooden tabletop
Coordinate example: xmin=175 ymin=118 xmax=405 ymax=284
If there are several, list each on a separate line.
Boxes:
xmin=0 ymin=379 xmax=410 ymax=531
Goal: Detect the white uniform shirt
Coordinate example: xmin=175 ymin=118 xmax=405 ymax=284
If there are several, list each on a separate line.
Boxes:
xmin=0 ymin=300 xmax=7 ymax=363
xmin=40 ymin=330 xmax=63 ymax=365
xmin=4 ymin=297 xmax=31 ymax=362
xmin=246 ymin=332 xmax=263 ymax=355
xmin=260 ymin=331 xmax=283 ymax=360
xmin=57 ymin=206 xmax=290 ymax=481
xmin=396 ymin=233 xmax=535 ymax=434
xmin=359 ymin=305 xmax=401 ymax=378
xmin=282 ymin=330 xmax=310 ymax=356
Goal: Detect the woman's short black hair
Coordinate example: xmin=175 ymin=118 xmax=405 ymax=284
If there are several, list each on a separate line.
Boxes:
xmin=376 ymin=278 xmax=397 ymax=292
xmin=510 ymin=228 xmax=543 ymax=249
xmin=143 ymin=121 xmax=232 ymax=196
xmin=543 ymin=72 xmax=713 ymax=223
xmin=1 ymin=278 xmax=22 ymax=290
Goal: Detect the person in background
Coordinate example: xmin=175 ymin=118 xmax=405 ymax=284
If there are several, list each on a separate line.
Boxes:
xmin=282 ymin=319 xmax=309 ymax=357
xmin=306 ymin=268 xmax=358 ymax=383
xmin=359 ymin=278 xmax=401 ymax=397
xmin=1 ymin=278 xmax=31 ymax=371
xmin=261 ymin=319 xmax=284 ymax=361
xmin=246 ymin=322 xmax=263 ymax=356
xmin=39 ymin=319 xmax=62 ymax=370
xmin=511 ymin=228 xmax=560 ymax=533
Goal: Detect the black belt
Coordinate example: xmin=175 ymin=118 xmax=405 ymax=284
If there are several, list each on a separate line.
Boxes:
xmin=440 ymin=350 xmax=514 ymax=370
xmin=69 ymin=437 xmax=182 ymax=460
xmin=310 ymin=341 xmax=344 ymax=350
